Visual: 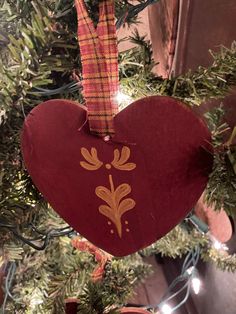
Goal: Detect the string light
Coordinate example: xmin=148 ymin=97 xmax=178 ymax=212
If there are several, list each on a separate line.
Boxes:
xmin=80 ymin=213 xmax=225 ymax=314
xmin=191 ymin=277 xmax=201 ymax=295
xmin=186 ymin=266 xmax=201 ymax=295
xmin=210 ymin=235 xmax=229 ymax=251
xmin=159 ymin=303 xmax=173 ymax=314
xmin=188 ymin=214 xmax=229 ymax=252
xmin=151 ymin=246 xmax=201 ymax=314
xmin=0 ymin=109 xmax=6 ymax=125
xmin=213 ymin=239 xmax=222 ymax=250
xmin=1 ymin=262 xmax=16 ymax=314
xmin=30 ymin=289 xmax=44 ymax=309
xmin=30 ymin=296 xmax=44 ymax=307
xmin=1 ymin=211 xmax=226 ymax=312
xmin=115 ymin=91 xmax=132 ymax=109
xmin=186 ymin=266 xmax=194 ymax=275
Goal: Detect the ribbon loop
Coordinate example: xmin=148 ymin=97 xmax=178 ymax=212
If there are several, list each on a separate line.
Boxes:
xmin=75 ymin=0 xmax=119 ymax=137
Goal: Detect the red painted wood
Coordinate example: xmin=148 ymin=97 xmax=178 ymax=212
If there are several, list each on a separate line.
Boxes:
xmin=65 ymin=300 xmax=78 ymax=314
xmin=21 ymin=96 xmax=212 ymax=256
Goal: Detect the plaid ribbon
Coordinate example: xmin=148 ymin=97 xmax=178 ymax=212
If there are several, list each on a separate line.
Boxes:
xmin=75 ymin=0 xmax=119 ymax=137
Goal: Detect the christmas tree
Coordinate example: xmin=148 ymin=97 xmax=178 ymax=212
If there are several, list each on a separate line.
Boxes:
xmin=0 ymin=0 xmax=236 ymax=313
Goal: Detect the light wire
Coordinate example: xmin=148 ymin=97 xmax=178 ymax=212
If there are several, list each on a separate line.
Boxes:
xmin=1 ymin=262 xmax=17 ymax=314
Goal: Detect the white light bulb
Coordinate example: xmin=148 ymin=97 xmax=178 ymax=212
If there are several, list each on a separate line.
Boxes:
xmin=0 ymin=109 xmax=6 ymax=125
xmin=222 ymin=244 xmax=229 ymax=251
xmin=191 ymin=277 xmax=201 ymax=295
xmin=30 ymin=296 xmax=44 ymax=308
xmin=186 ymin=266 xmax=194 ymax=275
xmin=29 ymin=288 xmax=44 ymax=308
xmin=160 ymin=303 xmax=173 ymax=314
xmin=213 ymin=239 xmax=222 ymax=250
xmin=212 ymin=239 xmax=228 ymax=251
xmin=115 ymin=91 xmax=132 ymax=108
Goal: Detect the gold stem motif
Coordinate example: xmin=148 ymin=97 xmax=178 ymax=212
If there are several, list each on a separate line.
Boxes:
xmin=95 ymin=175 xmax=136 ymax=238
xmin=80 ymin=146 xmax=137 ymax=237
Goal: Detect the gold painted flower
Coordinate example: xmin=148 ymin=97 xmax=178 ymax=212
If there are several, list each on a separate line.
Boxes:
xmin=80 ymin=147 xmax=103 ymax=170
xmin=111 ymin=146 xmax=136 ymax=171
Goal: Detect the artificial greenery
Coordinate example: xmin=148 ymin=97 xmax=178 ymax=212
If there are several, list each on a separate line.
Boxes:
xmin=1 ymin=0 xmax=236 ymax=313
xmin=204 ymin=107 xmax=236 ymax=216
xmin=119 ymin=41 xmax=236 ymax=105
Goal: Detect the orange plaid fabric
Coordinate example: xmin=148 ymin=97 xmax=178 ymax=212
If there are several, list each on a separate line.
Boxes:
xmin=75 ymin=0 xmax=119 ymax=137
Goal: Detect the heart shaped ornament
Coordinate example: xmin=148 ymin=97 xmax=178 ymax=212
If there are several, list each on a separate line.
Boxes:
xmin=21 ymin=96 xmax=213 ymax=256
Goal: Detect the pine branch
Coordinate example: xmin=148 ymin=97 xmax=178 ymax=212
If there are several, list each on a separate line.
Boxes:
xmin=1 ymin=2 xmax=236 ymax=312
xmin=205 ymin=148 xmax=236 ymax=216
xmin=141 ymin=226 xmax=208 ymax=258
xmin=6 ymin=237 xmax=150 ymax=313
xmin=204 ymin=108 xmax=236 ymax=216
xmin=120 ymin=39 xmax=236 ymax=105
xmin=201 ymin=248 xmax=236 ymax=272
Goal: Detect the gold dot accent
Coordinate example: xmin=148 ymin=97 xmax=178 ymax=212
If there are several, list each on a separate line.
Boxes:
xmin=108 ymin=221 xmax=111 ymax=225
xmin=105 ymin=164 xmax=111 ymax=169
xmin=110 ymin=229 xmax=114 ymax=234
xmin=125 ymin=221 xmax=129 ymax=225
xmin=126 ymin=228 xmax=130 ymax=233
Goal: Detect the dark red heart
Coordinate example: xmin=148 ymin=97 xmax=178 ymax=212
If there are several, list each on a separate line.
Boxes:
xmin=21 ymin=96 xmax=212 ymax=256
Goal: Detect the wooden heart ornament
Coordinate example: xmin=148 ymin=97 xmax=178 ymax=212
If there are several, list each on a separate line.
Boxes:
xmin=21 ymin=96 xmax=213 ymax=256
xmin=21 ymin=0 xmax=212 ymax=256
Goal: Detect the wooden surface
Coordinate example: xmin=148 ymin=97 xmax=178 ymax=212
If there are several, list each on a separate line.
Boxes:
xmin=171 ymin=0 xmax=236 ymax=75
xmin=148 ymin=0 xmax=179 ymax=77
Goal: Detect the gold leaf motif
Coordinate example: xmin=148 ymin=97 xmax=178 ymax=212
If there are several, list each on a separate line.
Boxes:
xmin=118 ymin=198 xmax=136 ymax=216
xmin=111 ymin=146 xmax=136 ymax=171
xmin=80 ymin=147 xmax=103 ymax=170
xmin=95 ymin=186 xmax=114 ymax=209
xmin=95 ymin=175 xmax=136 ymax=238
xmin=114 ymin=183 xmax=131 ymax=204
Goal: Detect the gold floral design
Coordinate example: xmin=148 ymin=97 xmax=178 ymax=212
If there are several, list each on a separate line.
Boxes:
xmin=80 ymin=147 xmax=103 ymax=170
xmin=95 ymin=175 xmax=135 ymax=238
xmin=111 ymin=146 xmax=136 ymax=171
xmin=80 ymin=146 xmax=136 ymax=236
